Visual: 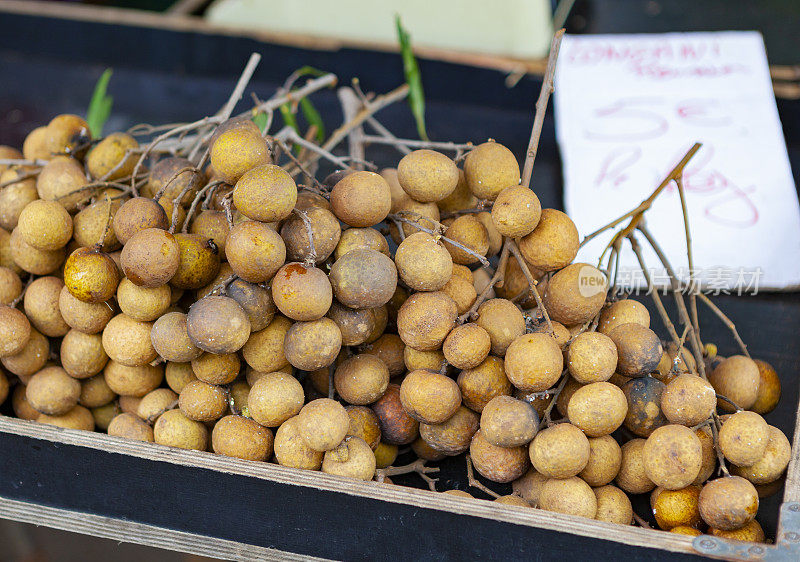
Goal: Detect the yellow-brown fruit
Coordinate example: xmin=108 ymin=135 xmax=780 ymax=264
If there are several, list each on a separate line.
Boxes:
xmin=661 ymin=374 xmax=716 ymax=427
xmin=477 ymin=211 xmax=504 ymax=257
xmin=440 ymin=274 xmax=477 ymax=315
xmin=334 ymin=354 xmax=389 ymax=405
xmin=396 ymin=149 xmax=459 ymax=203
xmin=144 ymin=157 xmax=202 ymax=204
xmin=732 ymin=425 xmax=791 ymax=485
xmin=493 ymin=494 xmax=530 ymax=507
xmin=719 ymin=411 xmax=769 ymax=467
xmin=363 ymin=333 xmax=405 ymax=377
xmin=699 ymin=476 xmax=759 ymax=531
xmin=58 ymin=285 xmax=114 ymax=334
xmin=653 ymin=485 xmax=702 ymax=530
xmin=419 ymin=405 xmax=479 ymax=455
xmin=9 ymin=227 xmax=65 ymax=275
xmin=0 ymin=168 xmax=38 ymax=232
xmin=694 ymin=426 xmax=716 ymax=485
xmin=671 ymin=526 xmax=702 ymax=537
xmin=18 ymin=199 xmax=72 ymax=251
xmin=511 ymin=469 xmax=547 ymax=507
xmin=567 ymin=382 xmax=627 ymax=437
xmin=246 ymin=371 xmax=304 ymax=427
xmin=63 ymin=247 xmax=120 ymax=304
xmin=1 ymin=327 xmax=47 ymax=377
xmin=538 ymin=477 xmax=597 ymax=519
xmin=379 ymin=167 xmax=408 ymax=212
xmin=598 ymin=300 xmax=651 ymax=336
xmin=190 ymin=352 xmax=240 ymax=386
xmin=622 ymin=376 xmax=668 ymax=438
xmin=242 ymin=315 xmax=292 ymax=373
xmin=491 ymin=186 xmax=541 ymax=238
xmin=0 ymin=370 xmax=7 ymax=404
xmin=457 ymin=356 xmax=512 ymax=412
xmin=442 ymin=323 xmax=491 ymax=370
xmin=38 ymin=405 xmax=95 ymax=432
xmin=403 ymin=344 xmax=444 ymax=373
xmin=72 ymin=194 xmax=122 ymax=252
xmin=710 ymin=520 xmax=765 ymax=542
xmin=92 ymin=402 xmax=120 ymax=431
xmin=330 ymin=171 xmax=391 ymax=227
xmin=643 ymin=425 xmax=703 ymax=490
xmin=751 ymin=359 xmax=781 ymax=415
xmin=271 ymin=263 xmax=332 ymax=322
xmin=22 ymin=276 xmax=68 ymax=337
xmin=103 ymin=361 xmax=163 ymax=397
xmin=118 ymin=395 xmax=142 ymax=415
xmin=399 ymin=370 xmax=461 ymax=424
xmin=373 ymin=441 xmax=399 ymax=469
xmin=346 ymin=406 xmax=382 ymax=450
xmin=60 ymin=329 xmax=108 ymax=379
xmin=463 ymin=141 xmax=520 ymax=201
xmin=12 ymin=384 xmax=39 ymax=420
xmin=164 ymin=362 xmax=197 ymax=394
xmin=45 ymin=114 xmax=91 ymax=157
xmin=153 ymin=408 xmax=208 ymax=450
xmin=233 ymin=163 xmax=296 ymax=222
xmin=212 ymin=415 xmax=273 ymax=461
xmin=322 ymin=436 xmax=377 ymax=480
xmin=226 ymin=279 xmax=275 ymax=333
xmin=35 ymin=156 xmax=87 ymax=212
xmin=297 ymin=398 xmax=350 ymax=452
xmin=186 ymin=295 xmax=250 ymax=354
xmin=518 ymin=209 xmax=579 ymax=272
xmin=329 ymin=248 xmax=397 ymax=310
xmin=480 ymin=395 xmax=538 ymax=447
xmin=389 ymin=198 xmax=440 ymax=241
xmin=504 ymin=332 xmax=563 ymax=392
xmin=26 ymin=366 xmax=80 ymax=415
xmin=178 ymin=380 xmax=228 ymax=422
xmin=281 ymin=206 xmax=341 ymax=265
xmin=708 ymin=355 xmax=760 ymax=412
xmin=609 ymin=323 xmax=663 ymax=377
xmin=327 ymin=302 xmax=377 ymax=347
xmin=567 ymin=331 xmax=617 ymax=384
xmin=86 ymin=132 xmax=138 ymax=180
xmin=22 ymin=127 xmax=50 ymax=161
xmin=210 ymin=127 xmax=271 ymax=184
xmin=443 ymin=215 xmax=489 ymax=265
xmin=470 ymin=429 xmax=529 ymax=483
xmin=112 ymin=197 xmax=169 ymax=245
xmin=0 ymin=145 xmax=23 ymax=173
xmin=0 ymin=306 xmax=31 ymax=358
xmin=168 ymin=233 xmax=220 ymax=291
xmin=151 ymin=311 xmax=202 ymax=363
xmin=284 ymin=318 xmax=342 ymax=371
xmin=120 ymin=228 xmax=180 ymax=288
xmin=136 ymin=388 xmax=178 ymax=421
xmin=616 ymin=438 xmax=656 ymax=494
xmin=225 ymin=220 xmax=286 ymax=283
xmin=475 ymin=298 xmax=525 ymax=356
xmin=335 ymin=227 xmax=389 ymax=261
xmin=655 ymin=343 xmax=696 ymax=383
xmin=579 ymin=435 xmax=622 ymax=487
xmin=116 ymin=278 xmax=170 ymax=322
xmin=189 ymin=210 xmax=229 ymax=255
xmin=397 ymin=291 xmax=457 ymax=351
xmin=108 ymin=413 xmax=155 ymax=442
xmin=395 ymin=232 xmax=453 ymax=291
xmin=372 ymin=383 xmax=419 ymax=445
xmin=274 ymin=416 xmax=324 ymax=470
xmin=594 ymin=485 xmax=633 ymax=525
xmin=543 ymin=263 xmax=608 ymax=326
xmin=529 ymin=422 xmax=590 ymax=478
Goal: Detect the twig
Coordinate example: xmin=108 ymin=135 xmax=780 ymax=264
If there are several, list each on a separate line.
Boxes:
xmin=632 ymin=512 xmax=652 ymax=529
xmin=508 ymin=240 xmax=553 ymax=334
xmin=273 ymin=138 xmax=326 ymax=191
xmin=388 ymin=214 xmax=490 ymax=267
xmin=277 ymin=127 xmax=353 ymax=170
xmin=539 ymin=374 xmax=568 ymax=428
xmin=465 ymin=455 xmax=501 ymax=499
xmin=458 ymin=239 xmax=511 ymax=323
xmin=695 ymin=293 xmax=750 ymax=358
xmin=716 ymin=394 xmax=742 ymax=412
xmin=375 ymin=458 xmax=439 ymax=492
xmin=182 ymin=180 xmax=225 ymax=233
xmin=338 ymin=87 xmax=366 ymax=170
xmin=292 ymin=208 xmax=317 ymax=267
xmin=360 ymin=134 xmax=474 ymax=153
xmin=363 ymin=120 xmax=411 ymax=155
xmin=0 ymin=170 xmax=39 ymax=190
xmin=9 ymin=275 xmax=34 ymax=308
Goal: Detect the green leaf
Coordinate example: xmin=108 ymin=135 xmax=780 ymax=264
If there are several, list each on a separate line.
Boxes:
xmin=299 ymin=97 xmax=325 ymax=143
xmin=293 ymin=65 xmax=327 ymax=79
xmin=395 ymin=15 xmax=428 ymax=141
xmin=86 ymin=68 xmax=114 ymax=137
xmin=279 ymin=102 xmax=299 ymax=133
xmin=251 ymin=111 xmax=269 ymax=134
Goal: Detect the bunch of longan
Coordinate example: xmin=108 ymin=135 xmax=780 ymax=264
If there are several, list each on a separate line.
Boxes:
xmin=0 ymin=113 xmax=791 ymax=544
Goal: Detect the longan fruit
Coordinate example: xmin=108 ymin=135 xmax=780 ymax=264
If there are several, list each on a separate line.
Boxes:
xmin=0 ymin=305 xmax=31 ymax=358
xmin=0 ymin=228 xmax=21 ymax=274
xmin=86 ymin=132 xmax=138 ymax=180
xmin=472 ymin=300 xmax=523 ymax=357
xmin=191 ymin=352 xmax=240 ymax=385
xmin=22 ymin=127 xmax=49 ymax=161
xmin=274 ymin=416 xmax=324 ymax=470
xmin=330 ymin=171 xmax=391 ymax=227
xmin=230 ymin=163 xmax=296 ymax=222
xmin=470 ymin=429 xmax=530 ymax=483
xmin=26 ymin=366 xmax=80 ymax=415
xmin=491 ymin=186 xmax=541 ymax=238
xmin=463 ymin=141 xmax=520 ymax=201
xmin=655 ymin=343 xmax=696 ymax=383
xmin=399 ymin=370 xmax=461 ymax=424
xmin=154 ymin=408 xmax=208 ymax=450
xmin=64 ymin=247 xmax=120 ymax=304
xmin=567 ymin=332 xmax=617 ymax=384
xmin=643 ymin=424 xmax=703 ymax=490
xmin=118 ymin=395 xmax=142 ymax=415
xmin=17 ymin=199 xmax=72 ymax=250
xmin=1 ymin=326 xmax=47 ymax=377
xmin=113 ymin=197 xmax=169 ymax=245
xmin=653 ymin=485 xmax=701 ymax=530
xmin=616 ymin=438 xmax=656 ymax=494
xmin=539 ymin=477 xmax=597 ymax=519
xmin=442 ymin=323 xmax=491 ymax=370
xmin=543 ymin=263 xmax=608 ymax=326
xmin=271 ymin=263 xmax=332 ymax=322
xmin=708 ymin=355 xmax=760 ymax=412
xmin=38 ymin=405 xmax=95 ymax=432
xmin=395 ymin=232 xmax=453 ymax=291
xmin=389 ymin=198 xmax=440 ymax=241
xmin=188 ymin=210 xmax=229 ymax=254
xmin=297 ymin=398 xmax=350 ymax=452
xmin=211 ymin=415 xmax=273 ymax=461
xmin=322 ymin=436 xmax=377 ymax=480
xmin=442 ymin=489 xmax=473 ymax=498
xmin=144 ymin=157 xmax=201 ymax=204
xmin=480 ymin=396 xmax=538 ymax=447
xmin=378 ymin=167 xmax=409 ymax=212
xmin=108 ymin=413 xmax=154 ymax=442
xmin=164 ymin=362 xmax=197 ymax=394
xmin=103 ymin=361 xmax=163 ymax=397
xmin=670 ymin=526 xmax=702 ymax=537
xmin=334 ymin=227 xmax=389 ymax=261
xmin=397 ymin=291 xmax=457 ymax=351
xmin=660 ymin=374 xmax=715 ymax=428
xmin=58 ymin=285 xmax=114 ymax=334
xmin=334 ymin=354 xmax=389 ymax=405
xmin=244 ymin=371 xmax=303 ymax=428
xmin=504 ymin=332 xmax=563 ymax=392
xmin=440 ymin=274 xmax=477 ymax=315
xmin=555 ymin=376 xmax=584 ymax=418
xmin=511 ymin=468 xmax=547 ymax=507
xmin=457 ymin=356 xmax=512 ymax=412
xmin=529 ymin=423 xmax=590 ymax=478
xmin=710 ymin=520 xmax=765 ymax=542
xmin=397 ymin=149 xmax=459 ymax=203
xmin=12 ymin=384 xmax=38 ymax=420
xmin=373 ymin=441 xmax=398 ymax=469
xmin=593 ymin=485 xmax=633 ymax=525
xmin=346 ymin=406 xmax=382 ymax=450
xmin=329 ymin=248 xmax=397 ymax=310
xmin=732 ymin=425 xmax=791 ymax=485
xmin=751 ymin=359 xmax=781 ymax=415
xmin=210 ymin=127 xmax=271 ymax=184
xmin=284 ymin=318 xmax=342 ymax=371
xmin=719 ymin=411 xmax=769 ymax=468
xmin=0 ymin=145 xmax=23 ymax=173
xmin=116 ymin=278 xmax=170 ymax=322
xmin=242 ymin=315 xmax=292 ymax=373
xmin=372 ymin=384 xmax=419 ymax=445
xmin=694 ymin=426 xmax=717 ymax=485
xmin=21 ymin=277 xmax=67 ymax=337
xmin=443 ymin=215 xmax=489 ymax=265
xmin=492 ymin=494 xmax=529 ymax=507
xmin=185 ymin=295 xmax=250 ymax=354
xmin=35 ymin=156 xmax=87 ymax=211
xmin=226 ymin=278 xmax=274 ymax=333
xmin=622 ymin=376 xmax=668 ymax=437
xmin=60 ymin=329 xmax=108 ymax=379
xmin=362 ymin=334 xmax=405 ymax=377
xmin=517 ymin=209 xmax=579 ymax=272
xmin=419 ymin=406 xmax=479 ymax=455
xmin=0 ymin=267 xmax=22 ymax=306
xmin=0 ymin=370 xmax=8 ymax=404
xmin=326 ymin=302 xmax=377 ymax=347
xmin=45 ymin=114 xmax=91 ymax=157
xmin=179 ymin=380 xmax=228 ymax=422
xmin=576 ymin=435 xmax=620 ymax=487
xmin=0 ymin=168 xmax=38 ymax=232
xmin=699 ymin=476 xmax=759 ymax=531
xmin=168 ymin=233 xmax=220 ymax=291
xmin=281 ymin=206 xmax=341 ymax=265
xmin=404 ymin=347 xmax=444 ymax=375
xmin=225 ymin=220 xmax=286 ymax=283
xmin=609 ymin=323 xmax=663 ymax=377
xmin=9 ymin=226 xmax=65 ymax=275
xmin=120 ymin=228 xmax=180 ymax=288
xmin=136 ymin=388 xmax=178 ymax=421
xmin=89 ymin=400 xmax=118 ymax=430
xmin=150 ymin=311 xmax=201 ymax=363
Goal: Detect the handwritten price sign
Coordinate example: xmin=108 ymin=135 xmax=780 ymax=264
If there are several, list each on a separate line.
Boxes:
xmin=555 ymin=32 xmax=800 ymax=291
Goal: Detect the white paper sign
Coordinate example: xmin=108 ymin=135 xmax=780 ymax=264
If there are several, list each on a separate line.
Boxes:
xmin=554 ymin=31 xmax=800 ymax=292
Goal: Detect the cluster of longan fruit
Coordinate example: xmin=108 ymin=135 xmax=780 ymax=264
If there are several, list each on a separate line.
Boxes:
xmin=0 ymin=112 xmax=791 ymax=544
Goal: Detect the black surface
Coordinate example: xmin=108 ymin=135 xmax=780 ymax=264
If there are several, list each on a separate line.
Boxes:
xmin=0 ymin=8 xmax=798 ymax=560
